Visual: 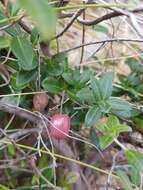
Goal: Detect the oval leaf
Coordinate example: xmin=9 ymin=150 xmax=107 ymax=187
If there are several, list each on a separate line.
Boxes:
xmin=85 ymin=106 xmax=102 ymax=127
xmin=42 ymin=77 xmax=63 ymax=93
xmin=11 ymin=36 xmax=37 ymax=70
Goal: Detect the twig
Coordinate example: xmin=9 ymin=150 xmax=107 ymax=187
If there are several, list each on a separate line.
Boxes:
xmin=61 ymin=38 xmax=143 ymax=53
xmin=80 ymin=5 xmax=86 ymax=66
xmin=0 ymin=102 xmax=40 ymax=123
xmin=52 ymin=9 xmax=84 ymax=40
xmin=77 ymin=7 xmax=143 ymax=26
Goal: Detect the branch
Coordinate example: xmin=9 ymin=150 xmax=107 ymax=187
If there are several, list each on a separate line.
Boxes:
xmin=60 ymin=38 xmax=143 ymax=53
xmin=77 ymin=7 xmax=143 ymax=26
xmin=0 ymin=102 xmax=40 ymax=123
xmin=52 ymin=9 xmax=84 ymax=40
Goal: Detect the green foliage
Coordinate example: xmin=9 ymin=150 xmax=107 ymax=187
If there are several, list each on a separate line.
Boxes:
xmin=95 ymin=115 xmax=132 ymax=149
xmin=18 ymin=0 xmax=57 ymax=40
xmin=0 ymin=1 xmax=143 ymax=189
xmin=90 ymin=128 xmax=100 ymax=149
xmin=0 ymin=36 xmax=11 ymax=48
xmin=42 ymin=77 xmax=63 ymax=93
xmin=126 ymin=57 xmax=143 ymax=73
xmin=109 ymin=97 xmax=132 ymax=118
xmin=7 ymin=144 xmax=16 ymax=156
xmin=125 ymin=149 xmax=143 ymax=173
xmin=16 ymin=69 xmax=37 ymax=86
xmin=11 ymin=36 xmax=37 ymax=70
xmin=117 ymin=170 xmax=132 ymax=190
xmin=0 ymin=184 xmax=9 ymax=190
xmin=85 ymin=106 xmax=102 ymax=127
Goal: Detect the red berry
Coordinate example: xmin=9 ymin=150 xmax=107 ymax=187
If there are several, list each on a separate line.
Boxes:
xmin=50 ymin=114 xmax=71 ymax=140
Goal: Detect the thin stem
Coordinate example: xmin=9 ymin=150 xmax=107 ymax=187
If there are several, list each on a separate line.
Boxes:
xmin=55 ymin=3 xmax=134 ymax=11
xmin=0 ymin=139 xmax=119 ymax=179
xmin=114 ymin=138 xmax=127 ymax=150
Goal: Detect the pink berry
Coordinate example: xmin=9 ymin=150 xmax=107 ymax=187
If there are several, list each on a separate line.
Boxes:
xmin=50 ymin=114 xmax=71 ymax=140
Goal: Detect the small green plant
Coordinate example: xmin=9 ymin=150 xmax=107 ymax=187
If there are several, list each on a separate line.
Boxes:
xmin=0 ymin=0 xmax=143 ymax=189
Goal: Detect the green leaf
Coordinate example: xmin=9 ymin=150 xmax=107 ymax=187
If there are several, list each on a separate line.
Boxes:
xmin=106 ymin=115 xmax=132 ymax=134
xmin=10 ymin=73 xmax=27 ymax=90
xmin=66 ymin=89 xmax=80 ymax=102
xmin=109 ymin=97 xmax=131 ymax=111
xmin=85 ymin=106 xmax=102 ymax=127
xmin=42 ymin=77 xmax=63 ymax=93
xmin=111 ymin=124 xmax=132 ymax=134
xmin=0 ymin=184 xmax=9 ymax=190
xmin=11 ymin=36 xmax=37 ymax=70
xmin=0 ymin=14 xmax=22 ymax=36
xmin=130 ymin=167 xmax=140 ymax=186
xmin=30 ymin=27 xmax=39 ymax=45
xmin=46 ymin=59 xmax=63 ymax=76
xmin=76 ymin=87 xmax=95 ymax=104
xmin=117 ymin=170 xmax=132 ymax=190
xmin=0 ymin=36 xmax=11 ymax=48
xmin=96 ymin=115 xmax=132 ymax=149
xmin=109 ymin=97 xmax=132 ymax=118
xmin=62 ymin=70 xmax=81 ymax=86
xmin=133 ymin=117 xmax=143 ymax=129
xmin=90 ymin=76 xmax=102 ymax=101
xmin=62 ymin=72 xmax=74 ymax=85
xmin=90 ymin=128 xmax=100 ymax=149
xmin=92 ymin=24 xmax=108 ymax=34
xmin=125 ymin=149 xmax=143 ymax=173
xmin=100 ymin=71 xmax=114 ymax=99
xmin=99 ymin=134 xmax=115 ymax=149
xmin=16 ymin=187 xmax=34 ymax=190
xmin=79 ymin=70 xmax=91 ymax=84
xmin=107 ymin=115 xmax=119 ymax=126
xmin=126 ymin=57 xmax=143 ymax=73
xmin=16 ymin=69 xmax=37 ymax=86
xmin=1 ymin=96 xmax=20 ymax=106
xmin=7 ymin=144 xmax=16 ymax=156
xmin=18 ymin=0 xmax=57 ymax=40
